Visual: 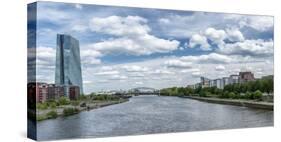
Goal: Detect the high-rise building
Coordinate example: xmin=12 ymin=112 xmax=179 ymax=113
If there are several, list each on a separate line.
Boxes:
xmin=222 ymin=77 xmax=230 ymax=87
xmin=55 ymin=34 xmax=83 ymax=96
xmin=200 ymin=77 xmax=210 ymax=88
xmin=229 ymin=75 xmax=240 ymax=84
xmin=214 ymin=79 xmax=223 ymax=89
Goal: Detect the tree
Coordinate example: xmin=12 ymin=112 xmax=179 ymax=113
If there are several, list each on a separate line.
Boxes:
xmin=228 ymin=92 xmax=236 ymax=99
xmin=199 ymin=91 xmax=207 ymax=97
xmin=58 ymin=96 xmax=70 ymax=105
xmin=177 ymin=87 xmax=186 ymax=96
xmin=253 ymin=90 xmax=263 ymax=101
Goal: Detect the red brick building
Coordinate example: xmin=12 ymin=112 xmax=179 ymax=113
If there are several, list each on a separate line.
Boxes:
xmin=47 ymin=84 xmax=64 ymax=100
xmin=36 ymin=82 xmax=48 ymax=103
xmin=69 ymin=85 xmax=80 ymax=100
xmin=239 ymin=71 xmax=255 ymax=83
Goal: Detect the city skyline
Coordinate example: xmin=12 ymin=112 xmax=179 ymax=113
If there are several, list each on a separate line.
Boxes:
xmin=34 ymin=2 xmax=274 ymax=94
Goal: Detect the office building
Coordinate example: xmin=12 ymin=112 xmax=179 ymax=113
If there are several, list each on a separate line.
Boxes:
xmin=55 ymin=34 xmax=83 ymax=96
xmin=239 ymin=71 xmax=255 ymax=83
xmin=47 ymin=84 xmax=65 ymax=100
xmin=36 ymin=82 xmax=48 ymax=103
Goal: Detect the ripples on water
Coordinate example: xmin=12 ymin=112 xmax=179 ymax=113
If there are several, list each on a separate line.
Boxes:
xmin=37 ymin=95 xmax=273 ymax=140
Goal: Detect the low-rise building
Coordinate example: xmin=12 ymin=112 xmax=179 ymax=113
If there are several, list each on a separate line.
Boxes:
xmin=229 ymin=75 xmax=240 ymax=84
xmin=69 ymin=85 xmax=80 ymax=100
xmin=36 ymin=82 xmax=48 ymax=103
xmin=214 ymin=79 xmax=223 ymax=89
xmin=222 ymin=77 xmax=230 ymax=87
xmin=47 ymin=84 xmax=64 ymax=100
xmin=239 ymin=71 xmax=255 ymax=83
xmin=200 ymin=77 xmax=211 ymax=88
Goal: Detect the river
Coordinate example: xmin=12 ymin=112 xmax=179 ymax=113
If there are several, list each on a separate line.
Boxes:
xmin=37 ymin=95 xmax=273 ymax=140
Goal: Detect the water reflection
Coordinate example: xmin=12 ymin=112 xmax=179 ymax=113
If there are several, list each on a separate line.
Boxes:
xmin=37 ymin=95 xmax=273 ymax=140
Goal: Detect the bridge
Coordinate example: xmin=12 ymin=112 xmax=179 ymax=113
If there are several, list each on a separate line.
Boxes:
xmin=127 ymin=87 xmax=160 ymax=96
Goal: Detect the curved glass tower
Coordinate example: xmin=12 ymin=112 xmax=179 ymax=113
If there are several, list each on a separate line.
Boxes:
xmin=55 ymin=34 xmax=83 ymax=95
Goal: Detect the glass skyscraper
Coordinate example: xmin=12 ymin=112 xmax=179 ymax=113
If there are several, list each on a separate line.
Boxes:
xmin=55 ymin=34 xmax=83 ymax=95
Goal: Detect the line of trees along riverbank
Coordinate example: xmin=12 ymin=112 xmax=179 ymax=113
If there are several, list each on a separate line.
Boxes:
xmin=160 ymin=76 xmax=273 ymax=102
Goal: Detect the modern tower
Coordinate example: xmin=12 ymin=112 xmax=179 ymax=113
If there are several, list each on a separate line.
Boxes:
xmin=55 ymin=34 xmax=83 ymax=95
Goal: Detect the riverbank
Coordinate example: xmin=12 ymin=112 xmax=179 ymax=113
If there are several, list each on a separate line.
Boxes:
xmin=181 ymin=96 xmax=273 ymax=110
xmin=37 ymin=99 xmax=129 ymax=121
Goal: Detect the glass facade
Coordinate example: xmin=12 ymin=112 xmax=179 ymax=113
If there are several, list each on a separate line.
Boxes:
xmin=55 ymin=34 xmax=83 ymax=95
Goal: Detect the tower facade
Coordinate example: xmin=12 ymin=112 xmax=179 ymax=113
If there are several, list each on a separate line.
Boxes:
xmin=55 ymin=34 xmax=83 ymax=95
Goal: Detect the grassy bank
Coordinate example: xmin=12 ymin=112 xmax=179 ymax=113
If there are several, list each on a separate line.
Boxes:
xmin=181 ymin=96 xmax=273 ymax=110
xmin=36 ymin=95 xmax=129 ymax=121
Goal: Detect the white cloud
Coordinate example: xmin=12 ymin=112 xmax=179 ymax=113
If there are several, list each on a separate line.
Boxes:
xmin=158 ymin=18 xmax=170 ymax=24
xmin=83 ymin=80 xmax=92 ymax=84
xmin=135 ymin=81 xmax=144 ymax=85
xmin=37 ymin=4 xmax=72 ymax=24
xmin=239 ymin=16 xmax=273 ymax=32
xmin=109 ymin=75 xmax=128 ymax=80
xmin=164 ymin=59 xmax=192 ymax=68
xmin=74 ymin=4 xmax=83 ymax=10
xmin=191 ymin=71 xmax=202 ymax=77
xmin=90 ymin=16 xmax=149 ymax=37
xmin=94 ymin=70 xmax=119 ymax=76
xmin=181 ymin=53 xmax=232 ymax=64
xmin=205 ymin=28 xmax=226 ymax=45
xmin=88 ymin=16 xmax=180 ymax=55
xmin=224 ymin=14 xmax=273 ymax=32
xmin=156 ymin=12 xmax=217 ymax=38
xmin=217 ymin=39 xmax=273 ymax=57
xmin=122 ymin=65 xmax=149 ymax=72
xmin=149 ymin=69 xmax=174 ymax=75
xmin=81 ymin=49 xmax=102 ymax=65
xmin=226 ymin=28 xmax=244 ymax=42
xmin=189 ymin=34 xmax=211 ymax=51
xmin=71 ymin=24 xmax=88 ymax=32
xmin=128 ymin=72 xmax=145 ymax=78
xmin=35 ymin=46 xmax=56 ymax=69
xmin=180 ymin=68 xmax=200 ymax=73
xmin=215 ymin=65 xmax=225 ymax=71
xmin=100 ymin=66 xmax=114 ymax=71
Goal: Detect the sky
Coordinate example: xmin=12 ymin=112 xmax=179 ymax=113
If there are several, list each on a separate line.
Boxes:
xmin=32 ymin=1 xmax=274 ymax=94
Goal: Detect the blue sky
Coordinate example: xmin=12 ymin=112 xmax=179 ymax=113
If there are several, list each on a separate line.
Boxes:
xmin=32 ymin=1 xmax=274 ymax=94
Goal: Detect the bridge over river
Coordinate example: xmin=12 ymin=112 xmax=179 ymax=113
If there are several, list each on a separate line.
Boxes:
xmin=37 ymin=95 xmax=273 ymax=141
xmin=127 ymin=87 xmax=160 ymax=95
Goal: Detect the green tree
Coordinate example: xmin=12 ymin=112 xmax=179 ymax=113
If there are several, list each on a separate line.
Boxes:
xmin=228 ymin=92 xmax=236 ymax=99
xmin=58 ymin=96 xmax=70 ymax=105
xmin=253 ymin=90 xmax=263 ymax=101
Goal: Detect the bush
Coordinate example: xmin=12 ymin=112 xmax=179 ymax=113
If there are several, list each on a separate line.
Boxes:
xmin=46 ymin=110 xmax=58 ymax=118
xmin=199 ymin=91 xmax=207 ymax=97
xmin=58 ymin=97 xmax=70 ymax=105
xmin=49 ymin=102 xmax=57 ymax=109
xmin=253 ymin=90 xmax=263 ymax=101
xmin=63 ymin=108 xmax=79 ymax=116
xmin=244 ymin=91 xmax=252 ymax=99
xmin=37 ymin=103 xmax=48 ymax=110
xmin=228 ymin=92 xmax=236 ymax=99
xmin=71 ymin=100 xmax=80 ymax=106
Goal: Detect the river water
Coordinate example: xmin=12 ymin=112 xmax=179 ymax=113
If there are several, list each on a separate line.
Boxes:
xmin=37 ymin=95 xmax=273 ymax=140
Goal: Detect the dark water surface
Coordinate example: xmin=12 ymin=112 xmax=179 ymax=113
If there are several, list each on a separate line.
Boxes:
xmin=37 ymin=95 xmax=273 ymax=140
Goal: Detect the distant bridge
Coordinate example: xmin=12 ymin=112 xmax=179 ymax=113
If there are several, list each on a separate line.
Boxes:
xmin=128 ymin=87 xmax=160 ymax=96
